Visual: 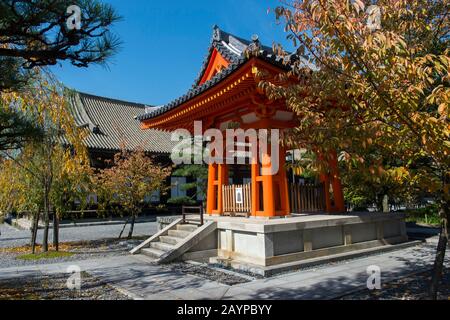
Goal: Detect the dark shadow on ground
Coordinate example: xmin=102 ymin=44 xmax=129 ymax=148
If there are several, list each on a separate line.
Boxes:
xmin=239 ymin=245 xmax=448 ymax=300
xmin=84 ymin=244 xmax=449 ymax=300
xmin=406 ymin=222 xmax=440 ymax=241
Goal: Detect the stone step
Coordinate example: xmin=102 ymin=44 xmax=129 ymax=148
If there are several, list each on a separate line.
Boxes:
xmin=141 ymin=247 xmax=165 ymax=259
xmin=150 ymin=241 xmax=175 ymax=252
xmin=177 ymin=224 xmax=198 ymax=232
xmin=168 ymin=229 xmax=192 ymax=239
xmin=185 ymin=219 xmax=203 ymax=225
xmin=159 ymin=236 xmax=182 ymax=245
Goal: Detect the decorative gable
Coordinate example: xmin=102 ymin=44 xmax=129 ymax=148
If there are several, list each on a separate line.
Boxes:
xmin=198 ymin=48 xmax=230 ymax=85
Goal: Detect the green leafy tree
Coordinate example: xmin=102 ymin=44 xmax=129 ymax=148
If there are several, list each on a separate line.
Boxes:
xmin=0 ymin=0 xmax=121 ymax=90
xmin=342 ymin=164 xmax=418 ymax=211
xmin=338 ymin=144 xmax=425 ymax=211
xmin=168 ymin=165 xmax=208 ymax=206
xmin=0 ymin=103 xmax=42 ymax=152
xmin=0 ymin=0 xmax=121 ymax=157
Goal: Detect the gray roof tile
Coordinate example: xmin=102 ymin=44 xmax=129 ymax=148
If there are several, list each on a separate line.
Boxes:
xmin=68 ymin=92 xmax=176 ymax=154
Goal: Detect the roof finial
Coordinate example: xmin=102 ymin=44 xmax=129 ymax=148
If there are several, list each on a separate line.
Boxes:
xmin=213 ymin=24 xmax=221 ymax=41
xmin=245 ymin=34 xmax=261 ymax=57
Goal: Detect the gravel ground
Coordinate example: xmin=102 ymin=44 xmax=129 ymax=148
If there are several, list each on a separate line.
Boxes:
xmin=0 ymin=223 xmax=251 ymax=286
xmin=0 ymin=239 xmax=143 ymax=269
xmin=162 ymin=262 xmax=252 ymax=286
xmin=340 ymin=268 xmax=450 ymax=300
xmin=0 ymin=235 xmax=251 ymax=287
xmin=0 ymin=272 xmax=130 ymax=300
xmin=0 ymin=222 xmax=157 ymax=249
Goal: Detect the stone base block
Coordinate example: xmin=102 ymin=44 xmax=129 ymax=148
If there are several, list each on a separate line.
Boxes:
xmin=182 ymin=213 xmax=409 ymax=275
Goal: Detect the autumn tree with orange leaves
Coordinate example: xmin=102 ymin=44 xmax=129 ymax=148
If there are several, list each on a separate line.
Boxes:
xmin=95 ymin=149 xmax=171 ymax=239
xmin=264 ymin=0 xmax=449 ymax=299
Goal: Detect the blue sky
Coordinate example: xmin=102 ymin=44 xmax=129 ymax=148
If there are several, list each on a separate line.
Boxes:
xmin=51 ymin=0 xmax=293 ymax=106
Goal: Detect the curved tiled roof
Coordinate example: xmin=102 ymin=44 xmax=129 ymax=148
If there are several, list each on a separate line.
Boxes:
xmin=192 ymin=26 xmax=275 ymax=87
xmin=138 ymin=26 xmax=312 ymax=123
xmin=68 ymin=92 xmax=176 ymax=154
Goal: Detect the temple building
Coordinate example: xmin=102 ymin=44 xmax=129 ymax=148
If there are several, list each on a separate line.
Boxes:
xmin=67 ymin=92 xmax=192 ymax=205
xmin=138 ymin=26 xmax=344 ymax=217
xmin=131 ymin=26 xmax=408 ymax=275
xmin=68 ymin=91 xmax=174 ymax=167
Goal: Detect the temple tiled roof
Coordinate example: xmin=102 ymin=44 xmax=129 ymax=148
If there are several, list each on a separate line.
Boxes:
xmin=138 ymin=26 xmax=312 ymax=123
xmin=191 ymin=26 xmax=276 ymax=86
xmin=67 ymin=91 xmax=176 ymax=154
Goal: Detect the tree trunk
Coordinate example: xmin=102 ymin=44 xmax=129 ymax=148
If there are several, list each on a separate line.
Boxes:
xmin=31 ymin=210 xmax=40 ymax=254
xmin=42 ymin=188 xmax=50 ymax=252
xmin=53 ymin=213 xmax=59 ymax=251
xmin=30 ymin=214 xmax=35 ymax=246
xmin=118 ymin=218 xmax=129 ymax=240
xmin=127 ymin=214 xmax=136 ymax=240
xmin=382 ymin=195 xmax=389 ymax=213
xmin=429 ymin=201 xmax=449 ymax=300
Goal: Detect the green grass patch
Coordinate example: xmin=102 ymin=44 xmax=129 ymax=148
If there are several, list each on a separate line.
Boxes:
xmin=404 ymin=204 xmax=442 ymax=226
xmin=16 ymin=251 xmax=74 ymax=261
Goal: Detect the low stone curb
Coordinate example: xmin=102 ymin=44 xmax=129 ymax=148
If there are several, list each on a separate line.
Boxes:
xmin=11 ymin=217 xmax=161 ymax=230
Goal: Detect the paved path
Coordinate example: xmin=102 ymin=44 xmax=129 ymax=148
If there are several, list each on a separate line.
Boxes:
xmin=0 ymin=241 xmax=447 ymax=300
xmin=0 ymin=222 xmax=158 ymax=248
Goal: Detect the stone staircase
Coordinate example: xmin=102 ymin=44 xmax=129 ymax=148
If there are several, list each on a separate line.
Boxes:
xmin=130 ymin=218 xmax=217 ymax=263
xmin=140 ymin=223 xmax=199 ymax=260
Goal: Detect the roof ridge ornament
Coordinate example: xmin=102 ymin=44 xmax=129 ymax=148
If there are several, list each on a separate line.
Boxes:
xmin=213 ymin=24 xmax=221 ymax=42
xmin=245 ymin=34 xmax=261 ymax=58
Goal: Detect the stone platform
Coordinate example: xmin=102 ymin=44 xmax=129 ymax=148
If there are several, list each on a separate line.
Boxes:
xmin=181 ymin=213 xmax=408 ymax=276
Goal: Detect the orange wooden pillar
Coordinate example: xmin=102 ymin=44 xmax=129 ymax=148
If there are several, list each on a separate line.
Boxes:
xmin=207 ymin=134 xmax=291 ymax=218
xmin=206 ymin=163 xmax=217 ymax=215
xmin=206 ymin=162 xmax=228 ymax=215
xmin=251 ymin=162 xmax=258 ymax=217
xmin=216 ymin=163 xmax=227 ymax=214
xmin=206 ymin=133 xmax=229 ymax=216
xmin=261 ymin=152 xmax=276 ymax=217
xmin=206 ymin=164 xmax=228 ymax=215
xmin=251 ymin=143 xmax=290 ymax=218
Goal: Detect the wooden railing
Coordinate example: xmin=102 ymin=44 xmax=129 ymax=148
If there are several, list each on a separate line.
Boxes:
xmin=222 ymin=184 xmax=251 ymax=216
xmin=182 ymin=205 xmax=204 ymax=226
xmin=289 ymin=183 xmax=326 ymax=213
